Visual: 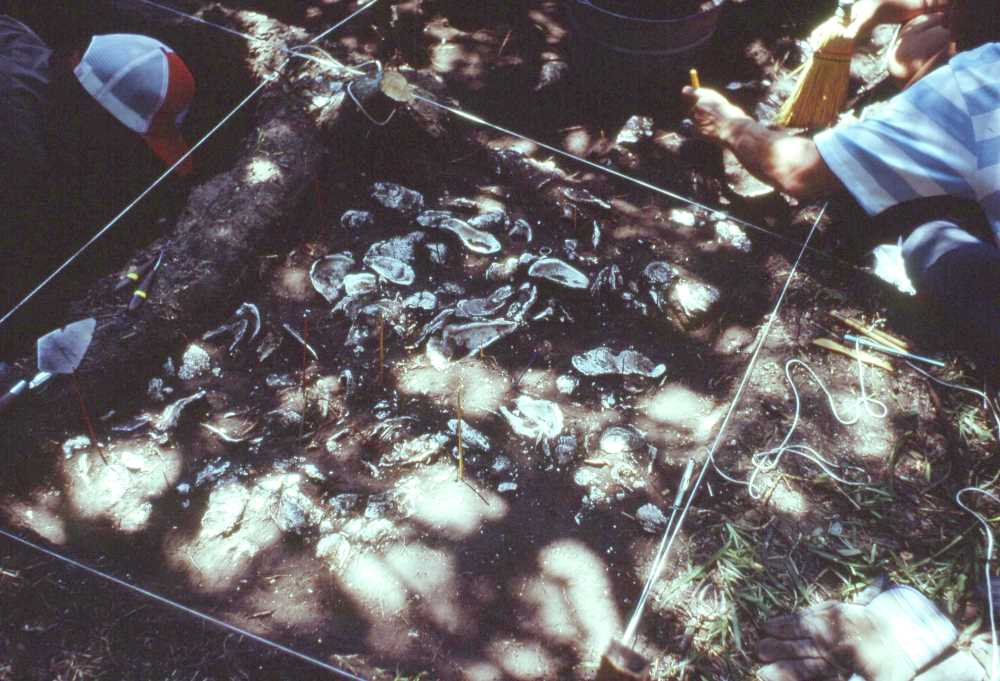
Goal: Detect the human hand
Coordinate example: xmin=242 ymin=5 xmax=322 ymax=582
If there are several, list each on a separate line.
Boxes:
xmin=680 ymin=86 xmax=752 ymax=145
xmin=846 ymin=0 xmax=883 ymax=41
xmin=757 ymin=586 xmax=958 ymax=681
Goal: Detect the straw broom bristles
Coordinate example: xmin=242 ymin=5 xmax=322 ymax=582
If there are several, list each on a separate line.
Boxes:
xmin=778 ymin=10 xmax=856 ymax=129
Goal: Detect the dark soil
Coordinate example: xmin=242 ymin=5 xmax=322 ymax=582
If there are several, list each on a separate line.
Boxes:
xmin=0 ymin=1 xmax=996 ymax=681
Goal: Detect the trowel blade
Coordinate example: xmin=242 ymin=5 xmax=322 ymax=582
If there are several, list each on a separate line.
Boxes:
xmin=36 ymin=318 xmax=97 ymax=375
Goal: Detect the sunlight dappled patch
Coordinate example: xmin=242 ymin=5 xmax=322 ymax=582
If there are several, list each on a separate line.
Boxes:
xmin=637 ymin=383 xmax=723 ymax=450
xmin=488 ymin=639 xmax=558 ymax=681
xmin=62 ymin=440 xmax=180 ymax=533
xmin=245 ymin=157 xmax=282 ymax=185
xmin=5 ymin=491 xmax=66 ymax=544
xmin=168 ymin=472 xmax=325 ymax=592
xmin=396 ymin=356 xmax=511 ymax=416
xmin=398 ymin=462 xmax=507 ymax=539
xmin=520 ymin=539 xmax=620 ymax=663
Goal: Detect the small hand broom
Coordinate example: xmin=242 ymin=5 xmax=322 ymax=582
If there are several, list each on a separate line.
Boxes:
xmin=778 ymin=0 xmax=857 ymax=129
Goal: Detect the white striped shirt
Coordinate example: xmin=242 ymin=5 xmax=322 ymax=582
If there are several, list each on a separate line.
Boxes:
xmin=816 ymin=42 xmax=1000 ymax=238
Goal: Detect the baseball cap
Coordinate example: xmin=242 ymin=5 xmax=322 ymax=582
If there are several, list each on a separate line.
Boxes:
xmin=73 ymin=34 xmax=196 ymax=175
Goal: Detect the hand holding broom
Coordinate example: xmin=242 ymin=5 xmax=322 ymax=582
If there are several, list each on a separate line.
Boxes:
xmin=778 ymin=0 xmax=860 ymax=129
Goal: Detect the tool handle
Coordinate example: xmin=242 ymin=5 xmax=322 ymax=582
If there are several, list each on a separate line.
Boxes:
xmin=114 ymin=270 xmax=142 ymax=292
xmin=689 ymin=68 xmax=701 ymax=89
xmin=0 ymin=381 xmax=27 ymax=415
xmin=128 ymin=270 xmax=157 ymax=311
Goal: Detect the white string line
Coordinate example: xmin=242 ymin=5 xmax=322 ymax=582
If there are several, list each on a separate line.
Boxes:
xmin=0 ymin=77 xmax=274 ymax=330
xmin=137 ymin=0 xmax=377 ymax=57
xmin=712 ymin=350 xmax=886 ymax=500
xmin=0 ymin=526 xmax=368 ymax=681
xmin=130 ymin=0 xmax=859 ymax=272
xmin=409 ymin=93 xmax=852 ymax=265
xmin=626 ymin=459 xmax=695 ymax=645
xmin=955 ymin=488 xmax=999 ymax=681
xmin=623 ymin=204 xmax=829 ymax=642
xmin=0 ymin=0 xmax=379 ymax=332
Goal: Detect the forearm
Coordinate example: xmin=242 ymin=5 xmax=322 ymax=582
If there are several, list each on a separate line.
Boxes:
xmin=718 ymin=119 xmax=834 ymax=200
xmin=852 ymin=0 xmax=951 ymax=37
xmin=879 ymin=0 xmax=950 ymax=22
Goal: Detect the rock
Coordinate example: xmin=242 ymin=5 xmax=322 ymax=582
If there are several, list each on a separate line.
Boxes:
xmin=562 ymin=187 xmax=612 ymax=210
xmin=371 ymin=181 xmax=424 ymax=214
xmin=178 ymin=343 xmax=211 ymax=380
xmin=636 ymin=503 xmax=668 ymax=534
xmin=62 ymin=435 xmax=91 ymax=459
xmin=263 ymin=408 xmax=303 ymax=435
xmin=505 ymin=283 xmax=539 ymax=322
xmin=591 ymin=264 xmax=623 ymax=296
xmin=715 ymin=220 xmax=753 ymax=253
xmin=403 ymin=291 xmax=437 ymax=311
xmin=643 ymin=261 xmax=677 ymax=287
xmin=668 ymin=208 xmax=698 ymax=228
xmin=426 ymin=242 xmax=449 ymax=265
xmin=553 ymin=434 xmax=577 ymax=465
xmin=485 ymin=257 xmax=520 ymax=282
xmin=343 ymin=272 xmax=377 ymax=297
xmin=491 ymin=455 xmax=513 ymax=474
xmin=310 ymin=253 xmax=355 ymax=304
xmin=468 ymin=210 xmax=508 ymax=232
xmin=365 ymin=233 xmax=424 ymax=264
xmin=528 ymin=257 xmax=589 ymax=289
xmin=437 ymin=218 xmax=502 ymax=255
xmin=535 ymin=60 xmax=569 ymax=91
xmin=669 ymin=278 xmax=721 ymax=326
xmin=365 ymin=255 xmax=415 ymax=286
xmin=340 ymin=209 xmax=375 ymax=230
xmin=196 ymin=459 xmax=233 ymax=487
xmin=500 ymin=395 xmax=563 ymax=441
xmin=508 ymin=219 xmax=533 ymax=244
xmin=147 ymin=377 xmax=170 ymax=402
xmin=441 ymin=319 xmax=519 ymax=359
xmin=615 ymin=115 xmax=654 ymax=146
xmin=381 ymin=433 xmax=449 ymax=467
xmin=556 ymin=374 xmax=578 ymax=395
xmin=455 ymin=285 xmax=515 ymax=318
xmin=572 ymin=347 xmax=666 ymax=379
xmin=448 ymin=419 xmax=492 ymax=451
xmin=599 ymin=426 xmax=644 ymax=455
xmin=156 ymin=390 xmax=207 ymax=432
xmin=416 ymin=210 xmax=454 ymax=228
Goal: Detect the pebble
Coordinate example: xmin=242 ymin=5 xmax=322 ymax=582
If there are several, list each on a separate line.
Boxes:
xmin=636 ymin=503 xmax=668 ymax=534
xmin=340 ymin=209 xmax=375 ymax=230
xmin=572 ymin=347 xmax=666 ymax=379
xmin=556 ymin=374 xmax=579 ymax=395
xmin=178 ymin=343 xmax=211 ymax=380
xmin=528 ymin=257 xmax=589 ymax=289
xmin=371 ymin=181 xmax=424 ymax=214
xmin=500 ymin=395 xmax=564 ymax=441
xmin=715 ymin=220 xmax=752 ymax=253
xmin=615 ymin=115 xmax=654 ymax=146
xmin=310 ymin=253 xmax=355 ymax=303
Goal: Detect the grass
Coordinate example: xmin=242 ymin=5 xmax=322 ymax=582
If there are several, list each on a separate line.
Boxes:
xmin=643 ymin=476 xmax=996 ymax=681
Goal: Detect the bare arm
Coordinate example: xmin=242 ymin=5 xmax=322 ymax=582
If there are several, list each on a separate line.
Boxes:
xmin=850 ymin=0 xmax=952 ymax=39
xmin=682 ymin=87 xmax=842 ymax=201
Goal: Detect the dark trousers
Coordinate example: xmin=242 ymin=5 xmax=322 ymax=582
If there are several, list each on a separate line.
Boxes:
xmin=901 ymin=217 xmax=1000 ymax=376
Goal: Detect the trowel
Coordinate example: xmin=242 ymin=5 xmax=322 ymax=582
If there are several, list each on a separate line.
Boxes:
xmin=0 ymin=320 xmax=98 ymax=452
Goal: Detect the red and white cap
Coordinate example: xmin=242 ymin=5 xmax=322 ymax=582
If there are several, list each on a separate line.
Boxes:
xmin=74 ymin=34 xmax=196 ymax=176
